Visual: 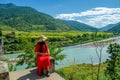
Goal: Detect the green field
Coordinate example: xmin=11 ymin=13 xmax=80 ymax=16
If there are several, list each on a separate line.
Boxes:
xmin=56 ymin=63 xmax=111 ymax=80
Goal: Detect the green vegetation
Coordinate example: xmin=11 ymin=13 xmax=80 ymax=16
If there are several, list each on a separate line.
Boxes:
xmin=56 ymin=43 xmax=120 ymax=80
xmin=0 ymin=3 xmax=98 ymax=32
xmin=1 ymin=30 xmax=117 ymax=73
xmin=8 ymin=63 xmax=16 ymax=72
xmin=108 ymin=23 xmax=120 ymax=33
xmin=105 ymin=43 xmax=120 ymax=80
xmin=56 ymin=63 xmax=111 ymax=80
xmin=49 ymin=44 xmax=66 ymax=65
xmin=0 ymin=3 xmax=69 ymax=31
xmin=0 ymin=3 xmax=120 ymax=79
xmin=58 ymin=19 xmax=97 ymax=31
xmin=16 ymin=37 xmax=36 ymax=69
xmin=1 ymin=31 xmax=115 ymax=54
xmin=0 ymin=28 xmax=2 ymax=36
xmin=16 ymin=41 xmax=66 ymax=69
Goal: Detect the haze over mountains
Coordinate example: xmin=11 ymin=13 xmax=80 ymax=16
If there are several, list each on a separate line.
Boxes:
xmin=108 ymin=22 xmax=120 ymax=32
xmin=98 ymin=22 xmax=120 ymax=32
xmin=99 ymin=23 xmax=118 ymax=31
xmin=58 ymin=20 xmax=97 ymax=31
xmin=0 ymin=3 xmax=119 ymax=32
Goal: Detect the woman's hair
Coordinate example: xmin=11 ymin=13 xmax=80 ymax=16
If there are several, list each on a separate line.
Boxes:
xmin=38 ymin=41 xmax=46 ymax=52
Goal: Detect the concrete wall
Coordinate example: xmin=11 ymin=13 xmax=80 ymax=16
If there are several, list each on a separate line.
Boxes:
xmin=0 ymin=61 xmax=9 ymax=80
xmin=0 ymin=57 xmax=55 ymax=80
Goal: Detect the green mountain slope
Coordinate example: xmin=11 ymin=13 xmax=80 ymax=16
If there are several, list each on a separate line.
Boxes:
xmin=0 ymin=3 xmax=69 ymax=31
xmin=0 ymin=3 xmax=97 ymax=32
xmin=108 ymin=22 xmax=120 ymax=32
xmin=59 ymin=20 xmax=98 ymax=31
xmin=99 ymin=24 xmax=116 ymax=31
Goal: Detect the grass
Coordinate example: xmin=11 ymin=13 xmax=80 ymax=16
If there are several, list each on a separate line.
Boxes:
xmin=56 ymin=63 xmax=111 ymax=80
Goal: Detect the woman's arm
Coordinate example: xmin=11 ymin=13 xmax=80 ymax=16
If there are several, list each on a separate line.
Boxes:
xmin=46 ymin=44 xmax=50 ymax=56
xmin=48 ymin=49 xmax=50 ymax=55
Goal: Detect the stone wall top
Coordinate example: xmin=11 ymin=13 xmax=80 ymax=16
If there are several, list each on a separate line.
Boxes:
xmin=0 ymin=61 xmax=9 ymax=73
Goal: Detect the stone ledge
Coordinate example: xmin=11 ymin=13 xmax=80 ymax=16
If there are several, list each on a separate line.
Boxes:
xmin=0 ymin=61 xmax=9 ymax=80
xmin=9 ymin=67 xmax=64 ymax=80
xmin=0 ymin=61 xmax=9 ymax=73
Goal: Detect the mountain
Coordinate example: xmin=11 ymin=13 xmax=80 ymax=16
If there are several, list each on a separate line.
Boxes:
xmin=0 ymin=3 xmax=69 ymax=31
xmin=99 ymin=24 xmax=116 ymax=31
xmin=108 ymin=22 xmax=120 ymax=32
xmin=0 ymin=3 xmax=16 ymax=8
xmin=58 ymin=20 xmax=98 ymax=31
xmin=0 ymin=3 xmax=97 ymax=32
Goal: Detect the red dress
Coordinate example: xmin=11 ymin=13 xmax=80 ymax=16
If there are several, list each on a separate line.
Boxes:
xmin=35 ymin=42 xmax=50 ymax=75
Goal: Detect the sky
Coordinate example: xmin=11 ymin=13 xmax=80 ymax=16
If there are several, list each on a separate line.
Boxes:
xmin=0 ymin=0 xmax=120 ymax=28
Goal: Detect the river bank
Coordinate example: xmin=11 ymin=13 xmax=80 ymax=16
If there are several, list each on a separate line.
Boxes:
xmin=2 ymin=36 xmax=120 ymax=61
xmin=56 ymin=36 xmax=120 ymax=69
xmin=2 ymin=36 xmax=120 ymax=71
xmin=75 ymin=36 xmax=120 ymax=48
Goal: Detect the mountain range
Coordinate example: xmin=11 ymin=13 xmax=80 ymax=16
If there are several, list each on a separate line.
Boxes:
xmin=98 ymin=22 xmax=120 ymax=32
xmin=0 ymin=3 xmax=119 ymax=32
xmin=58 ymin=20 xmax=97 ymax=31
xmin=99 ymin=24 xmax=116 ymax=31
xmin=0 ymin=3 xmax=98 ymax=31
xmin=108 ymin=22 xmax=120 ymax=32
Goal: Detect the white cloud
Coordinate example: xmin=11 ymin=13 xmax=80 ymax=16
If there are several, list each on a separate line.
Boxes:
xmin=55 ymin=7 xmax=120 ymax=28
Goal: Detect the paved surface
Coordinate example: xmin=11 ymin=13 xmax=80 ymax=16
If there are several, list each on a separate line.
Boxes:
xmin=9 ymin=68 xmax=64 ymax=80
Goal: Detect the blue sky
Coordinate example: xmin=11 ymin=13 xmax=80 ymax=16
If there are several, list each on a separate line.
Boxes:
xmin=0 ymin=0 xmax=120 ymax=28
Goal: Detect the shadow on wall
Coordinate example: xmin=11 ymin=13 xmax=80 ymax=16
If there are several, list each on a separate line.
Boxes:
xmin=18 ymin=58 xmax=55 ymax=80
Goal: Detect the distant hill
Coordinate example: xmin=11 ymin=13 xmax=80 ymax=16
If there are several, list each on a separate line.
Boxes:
xmin=108 ymin=22 xmax=120 ymax=32
xmin=99 ymin=24 xmax=116 ymax=31
xmin=0 ymin=3 xmax=70 ymax=31
xmin=58 ymin=20 xmax=98 ymax=31
xmin=0 ymin=3 xmax=99 ymax=32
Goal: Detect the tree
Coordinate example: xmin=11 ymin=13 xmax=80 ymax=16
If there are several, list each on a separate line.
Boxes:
xmin=0 ymin=28 xmax=2 ymax=43
xmin=0 ymin=28 xmax=2 ymax=37
xmin=49 ymin=43 xmax=66 ymax=65
xmin=105 ymin=43 xmax=120 ymax=80
xmin=17 ymin=41 xmax=66 ymax=68
xmin=16 ymin=39 xmax=35 ymax=68
xmin=5 ymin=31 xmax=16 ymax=38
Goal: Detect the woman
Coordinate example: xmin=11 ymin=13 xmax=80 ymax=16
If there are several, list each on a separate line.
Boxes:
xmin=35 ymin=35 xmax=50 ymax=77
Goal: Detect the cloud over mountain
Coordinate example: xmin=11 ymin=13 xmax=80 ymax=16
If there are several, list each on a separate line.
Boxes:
xmin=55 ymin=7 xmax=120 ymax=28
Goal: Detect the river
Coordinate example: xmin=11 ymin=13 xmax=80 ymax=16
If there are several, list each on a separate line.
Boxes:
xmin=3 ymin=36 xmax=120 ymax=70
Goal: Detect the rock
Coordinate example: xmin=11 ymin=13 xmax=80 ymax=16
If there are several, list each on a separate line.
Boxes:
xmin=0 ymin=61 xmax=9 ymax=80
